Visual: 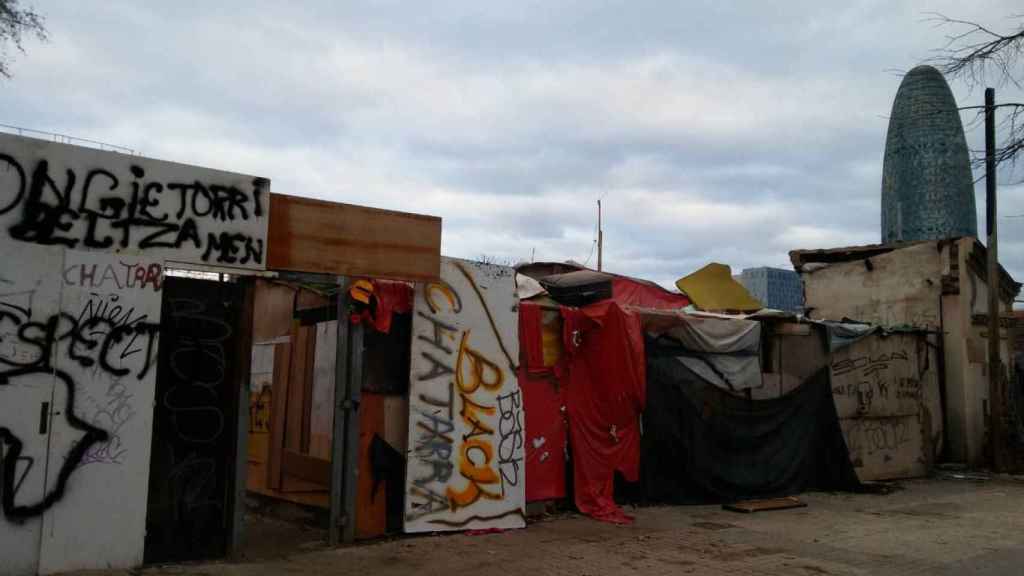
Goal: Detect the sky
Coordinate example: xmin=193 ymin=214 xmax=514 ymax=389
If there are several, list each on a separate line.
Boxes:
xmin=3 ymin=1 xmax=1024 ymax=288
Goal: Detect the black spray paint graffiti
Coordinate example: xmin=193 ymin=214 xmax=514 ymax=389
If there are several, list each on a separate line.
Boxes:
xmin=0 ymin=299 xmax=159 ymax=521
xmin=0 ymin=155 xmax=267 ymax=265
xmin=832 ymin=351 xmax=911 ymax=415
xmin=496 ymin=390 xmax=523 ymax=488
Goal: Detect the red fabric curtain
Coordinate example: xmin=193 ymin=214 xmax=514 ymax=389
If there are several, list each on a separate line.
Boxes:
xmin=561 ymin=301 xmax=646 ymax=524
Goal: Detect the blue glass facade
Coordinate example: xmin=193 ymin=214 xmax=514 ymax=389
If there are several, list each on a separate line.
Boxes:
xmin=881 ymin=65 xmax=977 ymax=243
xmin=737 ymin=267 xmax=803 ymax=313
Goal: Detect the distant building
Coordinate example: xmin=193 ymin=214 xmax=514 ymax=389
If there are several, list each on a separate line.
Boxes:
xmin=880 ymin=65 xmax=977 ymax=243
xmin=736 ymin=267 xmax=803 ymax=313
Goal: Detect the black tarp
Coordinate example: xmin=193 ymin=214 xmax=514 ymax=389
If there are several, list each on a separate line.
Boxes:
xmin=641 ymin=335 xmax=860 ymax=504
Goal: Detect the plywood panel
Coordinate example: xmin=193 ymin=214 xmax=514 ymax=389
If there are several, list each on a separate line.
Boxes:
xmin=404 ymin=257 xmax=525 ymax=533
xmin=253 ymin=280 xmax=296 ymax=342
xmin=285 ymin=324 xmax=313 ymax=452
xmin=267 ymin=343 xmax=293 ymax=490
xmin=267 ymin=193 xmax=441 ymax=281
xmin=382 ymin=395 xmax=409 ymax=453
xmin=357 ymin=393 xmax=387 ymax=539
xmin=309 ymin=321 xmax=337 ymax=460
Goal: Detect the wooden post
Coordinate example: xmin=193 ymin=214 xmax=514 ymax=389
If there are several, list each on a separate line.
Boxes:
xmin=985 ymin=87 xmax=1004 ymax=472
xmin=229 ymin=279 xmax=255 ymax=558
xmin=342 ymin=323 xmax=364 ymax=544
xmin=329 ymin=278 xmax=351 ymax=545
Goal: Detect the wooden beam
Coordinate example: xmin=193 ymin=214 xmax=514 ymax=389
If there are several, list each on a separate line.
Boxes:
xmin=282 ymin=449 xmax=331 ymax=486
xmin=267 ymin=342 xmax=292 ymax=490
xmin=229 ymin=279 xmax=255 ymax=558
xmin=286 ymin=323 xmax=312 ymax=452
xmin=267 ymin=193 xmax=441 ymax=281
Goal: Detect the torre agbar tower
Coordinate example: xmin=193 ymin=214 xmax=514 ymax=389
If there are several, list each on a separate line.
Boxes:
xmin=881 ymin=65 xmax=977 ymax=244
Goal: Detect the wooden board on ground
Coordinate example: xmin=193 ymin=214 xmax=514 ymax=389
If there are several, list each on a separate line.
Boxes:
xmin=723 ymin=496 xmax=806 ymax=513
xmin=267 ymin=193 xmax=441 ymax=281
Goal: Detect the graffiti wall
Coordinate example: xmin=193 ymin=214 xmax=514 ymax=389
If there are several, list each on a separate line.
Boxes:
xmin=830 ymin=332 xmax=942 ymax=481
xmin=0 ymin=134 xmax=268 ymax=575
xmin=404 ymin=257 xmax=525 ymax=532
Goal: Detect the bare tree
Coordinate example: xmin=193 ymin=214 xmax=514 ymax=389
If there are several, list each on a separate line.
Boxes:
xmin=928 ymin=14 xmax=1024 ymax=173
xmin=0 ymin=0 xmax=46 ymax=79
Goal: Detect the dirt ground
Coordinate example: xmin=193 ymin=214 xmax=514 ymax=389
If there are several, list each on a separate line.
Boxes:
xmin=72 ymin=475 xmax=1024 ymax=576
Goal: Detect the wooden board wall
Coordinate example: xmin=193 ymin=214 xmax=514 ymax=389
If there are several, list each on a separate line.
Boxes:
xmin=267 ymin=193 xmax=441 ymax=281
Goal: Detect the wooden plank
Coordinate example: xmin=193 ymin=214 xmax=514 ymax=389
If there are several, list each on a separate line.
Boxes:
xmin=285 ymin=323 xmax=311 ymax=452
xmin=301 ymin=326 xmax=317 ymax=452
xmin=267 ymin=342 xmax=292 ymax=490
xmin=309 ymin=320 xmax=338 ymax=460
xmin=252 ymin=279 xmax=296 ymax=342
xmin=229 ymin=279 xmax=256 ymax=558
xmin=723 ymin=496 xmax=806 ymax=514
xmin=282 ymin=449 xmax=331 ymax=485
xmin=267 ymin=193 xmax=441 ymax=281
xmin=330 ymin=284 xmax=351 ymax=546
xmin=382 ymin=395 xmax=408 ymax=453
xmin=357 ymin=393 xmax=387 ymax=539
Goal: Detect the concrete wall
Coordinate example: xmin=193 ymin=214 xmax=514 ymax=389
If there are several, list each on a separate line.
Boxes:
xmin=404 ymin=257 xmax=525 ymax=532
xmin=801 ymin=241 xmax=944 ymax=329
xmin=0 ymin=134 xmax=268 ymax=575
xmin=947 ymin=237 xmax=1015 ymax=465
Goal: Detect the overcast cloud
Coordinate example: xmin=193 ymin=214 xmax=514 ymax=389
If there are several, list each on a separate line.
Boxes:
xmin=4 ymin=1 xmax=1024 ymax=287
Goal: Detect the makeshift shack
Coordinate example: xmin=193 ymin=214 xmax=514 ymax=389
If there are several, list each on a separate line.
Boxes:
xmin=792 ymin=238 xmax=1020 ymax=466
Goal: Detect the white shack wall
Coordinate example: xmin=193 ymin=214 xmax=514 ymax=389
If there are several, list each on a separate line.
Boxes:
xmin=800 ymin=238 xmax=1019 ymax=466
xmin=951 ymin=237 xmax=1015 ymax=466
xmin=800 ymin=242 xmax=944 ymax=329
xmin=0 ymin=134 xmax=268 ymax=575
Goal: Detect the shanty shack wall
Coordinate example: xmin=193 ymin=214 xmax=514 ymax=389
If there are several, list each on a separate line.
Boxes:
xmin=830 ymin=332 xmax=942 ymax=480
xmin=0 ymin=134 xmax=268 ymax=575
xmin=943 ymin=238 xmax=1016 ymax=465
xmin=799 ymin=238 xmax=1018 ymax=465
xmin=404 ymin=257 xmax=525 ymax=532
xmin=800 ymin=241 xmax=944 ymax=330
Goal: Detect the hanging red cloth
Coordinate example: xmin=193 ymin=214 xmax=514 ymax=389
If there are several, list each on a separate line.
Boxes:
xmin=519 ymin=301 xmax=546 ymax=374
xmin=370 ymin=280 xmax=412 ymax=334
xmin=349 ymin=279 xmax=413 ymax=334
xmin=561 ymin=301 xmax=645 ymax=524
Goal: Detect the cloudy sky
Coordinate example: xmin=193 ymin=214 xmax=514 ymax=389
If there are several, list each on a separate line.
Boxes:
xmin=4 ymin=1 xmax=1024 ymax=287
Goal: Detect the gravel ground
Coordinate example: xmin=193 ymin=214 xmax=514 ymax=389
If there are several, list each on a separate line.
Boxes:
xmin=68 ymin=476 xmax=1024 ymax=576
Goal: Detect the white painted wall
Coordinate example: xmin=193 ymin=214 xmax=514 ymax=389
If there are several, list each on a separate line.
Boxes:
xmin=38 ymin=251 xmax=164 ymax=574
xmin=0 ymin=133 xmax=269 ymax=271
xmin=0 ymin=134 xmax=269 ymax=575
xmin=0 ymin=243 xmax=64 ymax=576
xmin=404 ymin=257 xmax=524 ymax=532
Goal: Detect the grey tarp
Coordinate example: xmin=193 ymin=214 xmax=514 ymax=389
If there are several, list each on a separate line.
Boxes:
xmin=653 ymin=315 xmax=762 ymax=391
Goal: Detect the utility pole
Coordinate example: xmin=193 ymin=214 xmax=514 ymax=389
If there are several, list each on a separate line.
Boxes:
xmin=985 ymin=87 xmax=1004 ymax=472
xmin=597 ymin=200 xmax=603 ymax=271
